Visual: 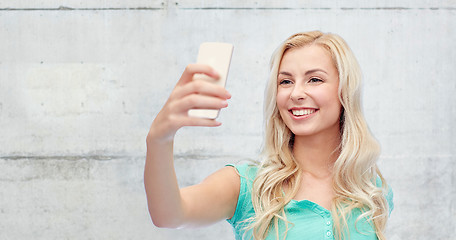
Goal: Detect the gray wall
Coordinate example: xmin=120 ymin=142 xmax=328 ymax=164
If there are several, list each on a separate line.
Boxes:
xmin=1 ymin=1 xmax=455 ymax=239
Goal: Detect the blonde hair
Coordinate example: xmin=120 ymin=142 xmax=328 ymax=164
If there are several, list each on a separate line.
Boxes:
xmin=249 ymin=31 xmax=389 ymax=240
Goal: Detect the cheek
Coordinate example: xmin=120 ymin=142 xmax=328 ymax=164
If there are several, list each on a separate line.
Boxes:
xmin=326 ymin=94 xmax=342 ymax=117
xmin=314 ymin=88 xmax=340 ymax=111
xmin=276 ymin=89 xmax=289 ymax=109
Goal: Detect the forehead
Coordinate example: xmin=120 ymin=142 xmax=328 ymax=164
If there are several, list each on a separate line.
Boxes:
xmin=279 ymin=45 xmax=336 ymax=73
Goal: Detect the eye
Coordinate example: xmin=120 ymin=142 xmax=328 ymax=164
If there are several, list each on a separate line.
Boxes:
xmin=308 ymin=77 xmax=323 ymax=83
xmin=279 ymin=79 xmax=293 ymax=85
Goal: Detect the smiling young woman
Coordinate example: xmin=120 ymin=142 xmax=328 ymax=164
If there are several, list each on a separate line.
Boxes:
xmin=144 ymin=31 xmax=393 ymax=240
xmin=253 ymin=31 xmax=393 ymax=240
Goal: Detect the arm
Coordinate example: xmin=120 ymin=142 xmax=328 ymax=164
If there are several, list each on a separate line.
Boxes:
xmin=144 ymin=64 xmax=238 ymax=228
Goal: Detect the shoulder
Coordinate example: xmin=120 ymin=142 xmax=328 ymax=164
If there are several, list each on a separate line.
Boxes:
xmin=226 ymin=163 xmax=259 ymax=182
xmin=225 ymin=163 xmax=259 ymax=202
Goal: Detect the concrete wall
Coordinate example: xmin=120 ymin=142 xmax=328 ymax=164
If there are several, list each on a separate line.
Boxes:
xmin=1 ymin=1 xmax=455 ymax=239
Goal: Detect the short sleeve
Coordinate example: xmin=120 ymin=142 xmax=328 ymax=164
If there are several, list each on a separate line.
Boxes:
xmin=225 ymin=163 xmax=257 ymax=225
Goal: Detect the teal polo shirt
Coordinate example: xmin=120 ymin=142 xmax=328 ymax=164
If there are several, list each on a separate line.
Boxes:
xmin=226 ymin=164 xmax=394 ymax=240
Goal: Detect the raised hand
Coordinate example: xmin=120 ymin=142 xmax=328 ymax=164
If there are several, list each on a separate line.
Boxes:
xmin=147 ymin=64 xmax=231 ymax=143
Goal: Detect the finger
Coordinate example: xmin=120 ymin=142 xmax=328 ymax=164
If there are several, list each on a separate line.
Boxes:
xmin=177 ymin=64 xmax=220 ymax=86
xmin=172 ymin=94 xmax=229 ymax=113
xmin=180 ymin=116 xmax=222 ymax=127
xmin=172 ymin=80 xmax=231 ymax=101
xmin=151 ymin=112 xmax=221 ymax=139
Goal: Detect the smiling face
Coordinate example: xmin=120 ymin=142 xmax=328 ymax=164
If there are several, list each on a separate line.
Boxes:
xmin=276 ymin=44 xmax=342 ymax=139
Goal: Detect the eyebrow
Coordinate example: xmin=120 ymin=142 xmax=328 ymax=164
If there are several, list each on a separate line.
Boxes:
xmin=278 ymin=71 xmax=293 ymax=76
xmin=278 ymin=69 xmax=328 ymax=76
xmin=305 ymin=69 xmax=328 ymax=75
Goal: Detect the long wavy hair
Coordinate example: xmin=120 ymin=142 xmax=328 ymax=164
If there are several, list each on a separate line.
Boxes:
xmin=249 ymin=31 xmax=389 ymax=240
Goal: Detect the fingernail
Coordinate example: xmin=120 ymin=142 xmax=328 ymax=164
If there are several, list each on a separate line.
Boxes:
xmin=221 ymin=100 xmax=228 ymax=106
xmin=212 ymin=70 xmax=220 ymax=78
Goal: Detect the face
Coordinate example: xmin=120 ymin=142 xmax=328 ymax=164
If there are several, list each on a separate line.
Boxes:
xmin=276 ymin=44 xmax=342 ymax=139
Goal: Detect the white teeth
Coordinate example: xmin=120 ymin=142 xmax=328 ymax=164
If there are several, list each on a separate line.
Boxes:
xmin=292 ymin=109 xmax=315 ymax=116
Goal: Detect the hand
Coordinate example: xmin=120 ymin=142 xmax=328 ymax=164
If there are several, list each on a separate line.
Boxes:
xmin=147 ymin=64 xmax=231 ymax=143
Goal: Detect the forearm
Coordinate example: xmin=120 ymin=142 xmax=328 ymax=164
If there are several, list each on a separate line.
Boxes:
xmin=144 ymin=136 xmax=185 ymax=228
xmin=143 ymin=64 xmax=231 ymax=228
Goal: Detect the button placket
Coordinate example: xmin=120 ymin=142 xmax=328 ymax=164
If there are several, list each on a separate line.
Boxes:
xmin=326 ymin=230 xmax=332 ymax=237
xmin=324 ymin=214 xmax=333 ymax=238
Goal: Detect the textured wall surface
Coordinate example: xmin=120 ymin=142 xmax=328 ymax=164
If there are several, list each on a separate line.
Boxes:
xmin=1 ymin=1 xmax=455 ymax=239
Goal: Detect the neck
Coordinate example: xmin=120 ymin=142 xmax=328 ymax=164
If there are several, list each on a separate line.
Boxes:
xmin=292 ymin=130 xmax=341 ymax=178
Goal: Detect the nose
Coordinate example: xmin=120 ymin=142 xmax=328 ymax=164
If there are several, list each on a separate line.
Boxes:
xmin=290 ymin=83 xmax=307 ymax=101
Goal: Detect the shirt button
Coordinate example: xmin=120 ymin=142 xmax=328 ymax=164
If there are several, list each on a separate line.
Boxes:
xmin=326 ymin=231 xmax=332 ymax=237
xmin=326 ymin=220 xmax=331 ymax=226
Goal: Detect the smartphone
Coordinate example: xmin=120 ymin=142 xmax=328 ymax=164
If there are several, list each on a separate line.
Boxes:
xmin=188 ymin=42 xmax=234 ymax=119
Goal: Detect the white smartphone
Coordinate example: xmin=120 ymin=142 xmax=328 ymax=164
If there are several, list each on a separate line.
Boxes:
xmin=188 ymin=42 xmax=234 ymax=119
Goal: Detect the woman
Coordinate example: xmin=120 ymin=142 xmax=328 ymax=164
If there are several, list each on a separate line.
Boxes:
xmin=144 ymin=31 xmax=393 ymax=240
